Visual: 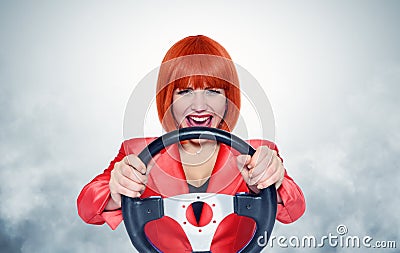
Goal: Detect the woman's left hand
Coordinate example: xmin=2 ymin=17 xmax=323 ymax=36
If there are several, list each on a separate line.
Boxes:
xmin=237 ymin=146 xmax=285 ymax=193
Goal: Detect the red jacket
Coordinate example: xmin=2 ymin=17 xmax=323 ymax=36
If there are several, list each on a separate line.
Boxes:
xmin=77 ymin=138 xmax=305 ymax=252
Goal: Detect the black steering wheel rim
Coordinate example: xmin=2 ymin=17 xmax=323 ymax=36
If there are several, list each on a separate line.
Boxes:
xmin=137 ymin=126 xmax=256 ymax=164
xmin=122 ymin=127 xmax=277 ymax=253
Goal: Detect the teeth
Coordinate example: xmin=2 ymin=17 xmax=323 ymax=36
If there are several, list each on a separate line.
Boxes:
xmin=190 ymin=116 xmax=208 ymax=122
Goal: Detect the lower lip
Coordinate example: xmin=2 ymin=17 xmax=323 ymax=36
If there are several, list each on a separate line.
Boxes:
xmin=186 ymin=116 xmax=212 ymax=127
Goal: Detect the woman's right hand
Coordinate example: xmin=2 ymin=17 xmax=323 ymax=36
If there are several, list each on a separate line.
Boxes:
xmin=106 ymin=154 xmax=148 ymax=210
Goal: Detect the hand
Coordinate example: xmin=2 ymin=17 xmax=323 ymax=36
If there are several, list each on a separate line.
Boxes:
xmin=237 ymin=146 xmax=285 ymax=193
xmin=106 ymin=154 xmax=148 ymax=210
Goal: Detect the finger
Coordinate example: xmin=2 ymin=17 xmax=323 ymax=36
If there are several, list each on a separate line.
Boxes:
xmin=248 ymin=162 xmax=269 ymax=185
xmin=110 ymin=192 xmax=122 ymax=207
xmin=120 ymin=164 xmax=148 ymax=184
xmin=110 ymin=169 xmax=144 ymax=193
xmin=111 ymin=165 xmax=147 ymax=192
xmin=117 ymin=174 xmax=147 ymax=192
xmin=247 ymin=146 xmax=272 ymax=169
xmin=109 ymin=176 xmax=142 ymax=198
xmin=236 ymin=155 xmax=251 ymax=183
xmin=249 ymin=155 xmax=280 ymax=186
xmin=237 ymin=155 xmax=251 ymax=169
xmin=257 ymin=175 xmax=278 ymax=189
xmin=249 ymin=161 xmax=269 ymax=180
xmin=255 ymin=155 xmax=279 ymax=177
xmin=257 ymin=165 xmax=285 ymax=189
xmin=124 ymin=155 xmax=147 ymax=174
xmin=250 ymin=150 xmax=279 ymax=179
xmin=113 ymin=184 xmax=142 ymax=198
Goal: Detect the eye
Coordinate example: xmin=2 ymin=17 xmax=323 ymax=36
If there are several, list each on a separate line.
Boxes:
xmin=176 ymin=89 xmax=193 ymax=95
xmin=205 ymin=89 xmax=222 ymax=95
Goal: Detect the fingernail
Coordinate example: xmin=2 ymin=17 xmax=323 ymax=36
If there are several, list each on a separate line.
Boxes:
xmin=247 ymin=164 xmax=252 ymax=169
xmin=257 ymin=184 xmax=263 ymax=189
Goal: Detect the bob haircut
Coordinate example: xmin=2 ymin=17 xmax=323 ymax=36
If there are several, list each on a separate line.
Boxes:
xmin=156 ymin=35 xmax=241 ymax=132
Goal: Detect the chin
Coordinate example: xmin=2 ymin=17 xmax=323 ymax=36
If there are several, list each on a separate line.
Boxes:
xmin=178 ymin=122 xmax=220 ymax=144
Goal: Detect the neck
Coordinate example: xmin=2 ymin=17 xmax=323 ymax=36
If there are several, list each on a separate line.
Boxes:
xmin=178 ymin=140 xmax=219 ymax=166
xmin=179 ymin=140 xmax=218 ymax=155
xmin=178 ymin=140 xmax=220 ymax=187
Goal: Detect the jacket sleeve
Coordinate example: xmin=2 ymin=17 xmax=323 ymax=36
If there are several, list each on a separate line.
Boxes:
xmin=257 ymin=140 xmax=306 ymax=224
xmin=77 ymin=142 xmax=126 ymax=230
xmin=276 ymin=170 xmax=306 ymax=223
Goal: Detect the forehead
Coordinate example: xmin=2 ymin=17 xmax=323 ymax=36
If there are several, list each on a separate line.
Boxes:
xmin=174 ymin=75 xmax=229 ymax=90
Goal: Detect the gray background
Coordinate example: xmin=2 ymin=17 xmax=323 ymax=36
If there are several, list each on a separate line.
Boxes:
xmin=0 ymin=1 xmax=399 ymax=252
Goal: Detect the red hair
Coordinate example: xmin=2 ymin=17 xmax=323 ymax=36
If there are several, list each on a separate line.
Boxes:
xmin=156 ymin=35 xmax=241 ymax=131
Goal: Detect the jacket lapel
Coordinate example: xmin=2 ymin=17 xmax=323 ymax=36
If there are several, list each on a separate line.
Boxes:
xmin=146 ymin=143 xmax=189 ymax=198
xmin=207 ymin=143 xmax=245 ymax=194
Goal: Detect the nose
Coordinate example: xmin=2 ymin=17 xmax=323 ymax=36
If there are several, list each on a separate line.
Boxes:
xmin=191 ymin=90 xmax=207 ymax=111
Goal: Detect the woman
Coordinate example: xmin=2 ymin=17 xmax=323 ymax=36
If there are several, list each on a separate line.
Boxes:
xmin=77 ymin=35 xmax=305 ymax=252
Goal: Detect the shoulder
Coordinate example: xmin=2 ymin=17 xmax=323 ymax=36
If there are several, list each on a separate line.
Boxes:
xmin=246 ymin=139 xmax=283 ymax=162
xmin=246 ymin=139 xmax=279 ymax=152
xmin=121 ymin=137 xmax=157 ymax=155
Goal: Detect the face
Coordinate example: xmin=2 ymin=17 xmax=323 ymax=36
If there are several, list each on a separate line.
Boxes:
xmin=171 ymin=87 xmax=227 ymax=129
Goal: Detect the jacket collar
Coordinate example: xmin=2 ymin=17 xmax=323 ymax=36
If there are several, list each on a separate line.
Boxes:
xmin=147 ymin=143 xmax=244 ymax=197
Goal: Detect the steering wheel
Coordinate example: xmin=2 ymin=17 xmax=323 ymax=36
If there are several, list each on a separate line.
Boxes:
xmin=121 ymin=127 xmax=277 ymax=252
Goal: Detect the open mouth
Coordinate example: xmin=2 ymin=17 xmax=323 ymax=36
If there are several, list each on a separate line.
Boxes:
xmin=186 ymin=115 xmax=213 ymax=127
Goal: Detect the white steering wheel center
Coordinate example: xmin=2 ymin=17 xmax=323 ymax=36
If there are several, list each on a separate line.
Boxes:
xmin=163 ymin=193 xmax=234 ymax=251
